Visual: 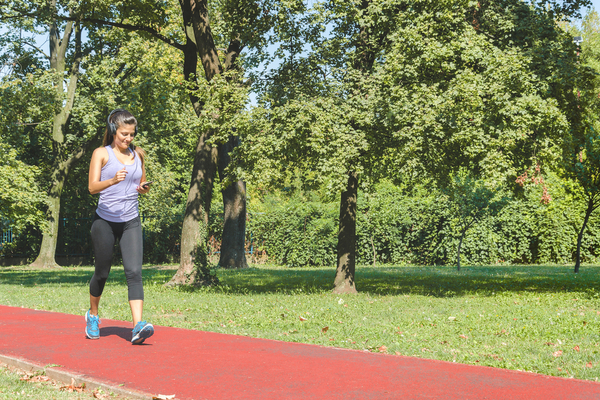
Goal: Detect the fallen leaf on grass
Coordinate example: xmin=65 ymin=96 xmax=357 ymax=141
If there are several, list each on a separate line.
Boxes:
xmin=586 ymin=362 xmax=593 ymax=368
xmin=395 ymin=351 xmax=401 ymax=356
xmin=545 ymin=342 xmax=555 ymax=347
xmin=378 ymin=346 xmax=387 ymax=353
xmin=573 ymin=345 xmax=580 ymax=352
xmin=299 ymin=317 xmax=307 ymax=322
xmin=553 ymin=350 xmax=563 ymax=358
xmin=322 ymin=326 xmax=329 ymax=333
xmin=459 ymin=335 xmax=468 ymax=339
xmin=448 ymin=317 xmax=456 ymax=321
xmin=30 ymin=375 xmax=50 ymax=382
xmin=92 ymin=389 xmax=112 ymax=399
xmin=60 ymin=377 xmax=85 ymax=393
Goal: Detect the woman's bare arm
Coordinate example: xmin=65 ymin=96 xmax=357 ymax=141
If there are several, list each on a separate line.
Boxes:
xmin=88 ymin=147 xmax=126 ymax=194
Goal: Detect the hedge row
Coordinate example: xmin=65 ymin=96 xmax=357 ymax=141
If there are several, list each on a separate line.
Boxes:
xmin=3 ymin=178 xmax=597 ymax=267
xmin=248 ymin=179 xmax=599 ymax=267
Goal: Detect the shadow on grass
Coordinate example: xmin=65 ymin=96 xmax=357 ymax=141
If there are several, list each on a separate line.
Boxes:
xmin=0 ymin=266 xmax=176 ymax=287
xmin=2 ymin=264 xmax=600 ymax=298
xmin=206 ymin=265 xmax=600 ymax=297
xmin=0 ymin=268 xmax=92 ymax=286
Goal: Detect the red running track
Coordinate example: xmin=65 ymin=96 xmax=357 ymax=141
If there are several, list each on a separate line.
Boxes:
xmin=1 ymin=305 xmax=600 ymax=399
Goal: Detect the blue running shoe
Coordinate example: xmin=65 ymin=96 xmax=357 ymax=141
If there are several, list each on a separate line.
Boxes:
xmin=85 ymin=310 xmax=100 ymax=339
xmin=131 ymin=321 xmax=154 ymax=344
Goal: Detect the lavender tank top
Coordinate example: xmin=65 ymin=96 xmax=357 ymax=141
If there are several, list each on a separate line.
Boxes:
xmin=96 ymin=145 xmax=143 ymax=223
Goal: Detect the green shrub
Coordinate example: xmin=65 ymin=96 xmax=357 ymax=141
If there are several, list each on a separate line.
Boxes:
xmin=6 ymin=176 xmax=600 ymax=268
xmin=248 ymin=197 xmax=338 ymax=267
xmin=249 ymin=177 xmax=600 ymax=267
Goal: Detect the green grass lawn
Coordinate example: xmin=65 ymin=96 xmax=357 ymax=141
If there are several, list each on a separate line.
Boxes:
xmin=1 ymin=263 xmax=600 ymax=383
xmin=0 ymin=360 xmax=125 ymax=399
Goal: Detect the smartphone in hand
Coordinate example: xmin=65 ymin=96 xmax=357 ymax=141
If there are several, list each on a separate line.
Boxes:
xmin=141 ymin=181 xmax=154 ymax=189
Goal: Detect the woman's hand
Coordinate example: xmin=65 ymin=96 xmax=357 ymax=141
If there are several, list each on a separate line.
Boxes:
xmin=113 ymin=167 xmax=128 ymax=185
xmin=136 ymin=181 xmax=151 ymax=194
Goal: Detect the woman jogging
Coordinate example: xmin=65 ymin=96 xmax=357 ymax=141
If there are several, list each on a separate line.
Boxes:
xmin=85 ymin=109 xmax=154 ymax=344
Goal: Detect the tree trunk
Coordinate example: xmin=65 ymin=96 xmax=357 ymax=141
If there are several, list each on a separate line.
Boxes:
xmin=31 ymin=106 xmax=69 ymax=269
xmin=169 ymin=0 xmax=248 ymax=282
xmin=371 ymin=235 xmax=376 ymax=268
xmin=575 ymin=196 xmax=595 ymax=273
xmin=30 ymin=140 xmax=98 ymax=268
xmin=333 ymin=171 xmax=359 ymax=294
xmin=218 ymin=136 xmax=248 ymax=269
xmin=167 ymin=130 xmax=218 ymax=286
xmin=167 ymin=3 xmax=215 ymax=285
xmin=31 ymin=15 xmax=81 ymax=268
xmin=181 ymin=0 xmax=222 ymax=81
xmin=457 ymin=230 xmax=467 ymax=272
xmin=30 ymin=183 xmax=63 ymax=268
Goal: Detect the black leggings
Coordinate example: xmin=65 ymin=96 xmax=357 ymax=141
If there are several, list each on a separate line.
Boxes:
xmin=90 ymin=214 xmax=144 ymax=301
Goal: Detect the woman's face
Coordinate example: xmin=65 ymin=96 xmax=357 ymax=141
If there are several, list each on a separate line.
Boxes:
xmin=113 ymin=124 xmax=136 ymax=151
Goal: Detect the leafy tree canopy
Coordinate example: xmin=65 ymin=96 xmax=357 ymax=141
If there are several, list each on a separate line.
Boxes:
xmin=236 ymin=0 xmax=583 ymax=193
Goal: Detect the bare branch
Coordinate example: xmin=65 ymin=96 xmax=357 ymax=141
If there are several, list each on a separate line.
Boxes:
xmin=16 ymin=121 xmax=48 ymax=126
xmin=21 ymin=40 xmax=50 ymax=59
xmin=4 ymin=6 xmax=186 ymax=52
xmin=78 ymin=17 xmax=186 ymax=51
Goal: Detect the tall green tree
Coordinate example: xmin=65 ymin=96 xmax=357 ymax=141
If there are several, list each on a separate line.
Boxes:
xmin=159 ymin=0 xmax=280 ymax=283
xmin=2 ymin=1 xmax=96 ymax=268
xmin=236 ymin=0 xmax=587 ymax=292
xmin=72 ymin=0 xmax=284 ymax=281
xmin=570 ymin=131 xmax=600 ymax=273
xmin=167 ymin=0 xmax=247 ymax=283
xmin=562 ymin=9 xmax=600 ymax=273
xmin=0 ymin=0 xmax=180 ymax=266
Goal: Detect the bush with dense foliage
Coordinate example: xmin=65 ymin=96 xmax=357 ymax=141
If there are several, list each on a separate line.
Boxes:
xmin=3 ymin=176 xmax=598 ymax=267
xmin=246 ymin=177 xmax=598 ymax=267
